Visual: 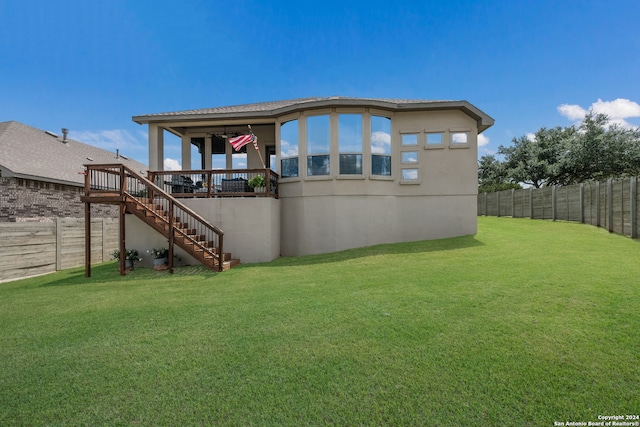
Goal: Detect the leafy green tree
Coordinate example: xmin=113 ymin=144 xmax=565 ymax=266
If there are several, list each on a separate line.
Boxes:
xmin=478 ymin=154 xmax=520 ymax=193
xmin=498 ymin=126 xmax=574 ymax=188
xmin=560 ymin=112 xmax=640 ymax=184
xmin=485 ymin=112 xmax=640 ymax=190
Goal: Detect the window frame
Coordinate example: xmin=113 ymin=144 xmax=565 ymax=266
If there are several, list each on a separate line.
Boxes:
xmin=306 ymin=114 xmax=331 ymax=177
xmin=280 ymin=118 xmax=300 ymax=178
xmin=450 ymin=129 xmax=471 ymax=148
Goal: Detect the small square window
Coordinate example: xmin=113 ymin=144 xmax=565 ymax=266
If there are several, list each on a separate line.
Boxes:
xmin=401 ymin=134 xmax=418 ymax=146
xmin=401 ymin=151 xmax=418 ymax=163
xmin=451 ymin=132 xmax=469 ymax=144
xmin=426 ymin=132 xmax=443 ymax=145
xmin=402 ymin=169 xmax=419 ymax=181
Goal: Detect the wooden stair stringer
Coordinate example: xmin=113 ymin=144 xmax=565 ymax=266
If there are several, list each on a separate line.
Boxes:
xmin=124 ymin=197 xmax=239 ymax=271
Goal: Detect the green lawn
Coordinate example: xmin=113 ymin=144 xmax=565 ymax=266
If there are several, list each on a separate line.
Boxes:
xmin=1 ymin=217 xmax=638 ymax=426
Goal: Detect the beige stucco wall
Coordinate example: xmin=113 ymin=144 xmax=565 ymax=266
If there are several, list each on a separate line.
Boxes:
xmin=125 ymin=197 xmax=280 ymax=266
xmin=279 ymin=194 xmax=477 ymax=257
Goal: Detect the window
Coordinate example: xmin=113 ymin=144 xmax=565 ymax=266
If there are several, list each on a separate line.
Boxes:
xmin=280 ymin=119 xmax=299 ymax=177
xmin=426 ymin=132 xmax=443 ymax=145
xmin=402 ymin=151 xmax=418 ymax=163
xmin=307 ymin=115 xmax=330 ymax=176
xmin=402 ymin=169 xmax=419 ymax=181
xmin=338 ymin=114 xmax=362 ymax=174
xmin=451 ymin=131 xmax=469 ymax=145
xmin=371 ymin=116 xmax=391 ymax=176
xmin=401 ymin=134 xmax=418 ymax=146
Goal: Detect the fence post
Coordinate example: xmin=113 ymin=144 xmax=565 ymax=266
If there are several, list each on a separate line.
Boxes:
xmin=56 ymin=217 xmax=62 ymax=271
xmin=607 ymin=179 xmax=613 ymax=233
xmin=511 ymin=189 xmax=515 ymax=217
xmin=529 ymin=187 xmax=533 ymax=219
xmin=596 ymin=181 xmax=601 ymax=227
xmin=631 ymin=177 xmax=638 ymax=239
xmin=102 ymin=218 xmax=108 ymax=263
xmin=579 ymin=183 xmax=585 ymax=223
xmin=484 ymin=192 xmax=488 ymax=216
xmin=552 ymin=186 xmax=557 ymax=221
xmin=497 ymin=191 xmax=500 ymax=217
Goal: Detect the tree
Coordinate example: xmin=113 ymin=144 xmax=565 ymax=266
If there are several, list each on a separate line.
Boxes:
xmin=498 ymin=126 xmax=574 ymax=188
xmin=560 ymin=112 xmax=640 ymax=184
xmin=478 ymin=154 xmax=520 ymax=193
xmin=487 ymin=112 xmax=640 ymax=190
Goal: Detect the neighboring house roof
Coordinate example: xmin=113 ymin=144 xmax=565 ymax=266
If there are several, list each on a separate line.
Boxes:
xmin=0 ymin=121 xmax=147 ymax=187
xmin=132 ymin=96 xmax=495 ymax=133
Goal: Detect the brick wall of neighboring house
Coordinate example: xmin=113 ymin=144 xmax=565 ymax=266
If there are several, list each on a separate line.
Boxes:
xmin=0 ymin=177 xmax=119 ymax=222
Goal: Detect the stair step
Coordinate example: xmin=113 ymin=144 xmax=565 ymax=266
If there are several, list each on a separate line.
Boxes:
xmin=125 ymin=192 xmax=240 ymax=272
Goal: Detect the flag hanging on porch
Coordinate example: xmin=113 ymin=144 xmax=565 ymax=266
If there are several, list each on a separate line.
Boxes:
xmin=229 ymin=133 xmax=258 ymax=151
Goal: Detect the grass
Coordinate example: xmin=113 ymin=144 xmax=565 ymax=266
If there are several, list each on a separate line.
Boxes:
xmin=0 ymin=217 xmax=638 ymax=426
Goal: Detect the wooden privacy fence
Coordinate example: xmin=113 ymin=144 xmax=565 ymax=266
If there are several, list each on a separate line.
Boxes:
xmin=477 ymin=177 xmax=639 ymax=239
xmin=0 ymin=218 xmax=118 ymax=282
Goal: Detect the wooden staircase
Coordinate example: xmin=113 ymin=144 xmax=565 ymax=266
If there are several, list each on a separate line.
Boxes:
xmin=125 ymin=196 xmax=240 ymax=271
xmin=82 ymin=164 xmax=240 ymax=273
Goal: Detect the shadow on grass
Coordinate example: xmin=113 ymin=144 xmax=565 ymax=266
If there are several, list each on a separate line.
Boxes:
xmin=38 ymin=263 xmax=220 ymax=288
xmin=244 ymin=234 xmax=485 ymax=268
xmin=36 ymin=235 xmax=484 ymax=285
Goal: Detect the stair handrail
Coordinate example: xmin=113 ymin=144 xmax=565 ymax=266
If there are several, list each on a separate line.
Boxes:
xmin=86 ymin=164 xmax=225 ymax=271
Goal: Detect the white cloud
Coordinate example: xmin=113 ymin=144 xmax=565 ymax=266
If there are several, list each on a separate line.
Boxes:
xmin=526 ymin=133 xmax=536 ymax=142
xmin=477 ymin=133 xmax=489 ymax=147
xmin=558 ymin=98 xmax=640 ymax=128
xmin=164 ymin=158 xmax=181 ymax=171
xmin=280 ymin=139 xmax=299 ymax=157
xmin=371 ymin=131 xmax=391 ymax=154
xmin=557 ymin=104 xmax=587 ymax=121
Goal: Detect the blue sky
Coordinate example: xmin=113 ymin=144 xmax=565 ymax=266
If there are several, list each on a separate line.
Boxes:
xmin=2 ymin=0 xmax=639 ymax=167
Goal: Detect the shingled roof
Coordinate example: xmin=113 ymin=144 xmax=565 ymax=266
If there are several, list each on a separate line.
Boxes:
xmin=132 ymin=96 xmax=495 ymax=132
xmin=0 ymin=121 xmax=147 ymax=187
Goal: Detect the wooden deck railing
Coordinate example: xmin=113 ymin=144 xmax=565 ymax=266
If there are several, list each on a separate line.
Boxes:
xmin=84 ymin=164 xmax=226 ymax=272
xmin=147 ymin=169 xmax=279 ymax=199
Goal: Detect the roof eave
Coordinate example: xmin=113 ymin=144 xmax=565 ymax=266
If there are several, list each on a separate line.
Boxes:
xmin=133 ymin=99 xmax=494 ymax=132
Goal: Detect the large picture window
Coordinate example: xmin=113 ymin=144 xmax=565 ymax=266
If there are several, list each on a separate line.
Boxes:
xmin=280 ymin=119 xmax=299 ymax=178
xmin=338 ymin=114 xmax=362 ymax=175
xmin=371 ymin=116 xmax=391 ymax=176
xmin=307 ymin=115 xmax=330 ymax=176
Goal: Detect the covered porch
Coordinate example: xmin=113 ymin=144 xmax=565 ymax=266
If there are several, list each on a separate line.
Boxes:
xmin=145 ymin=122 xmax=278 ymax=176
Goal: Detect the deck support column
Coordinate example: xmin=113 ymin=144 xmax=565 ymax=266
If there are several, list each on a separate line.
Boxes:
xmin=119 ymin=203 xmax=126 ymax=276
xmin=85 ymin=202 xmax=91 ymax=277
xmin=149 ymin=124 xmax=164 ymax=171
xmin=181 ymin=136 xmax=191 ymax=171
xmin=204 ymin=135 xmax=212 ymax=170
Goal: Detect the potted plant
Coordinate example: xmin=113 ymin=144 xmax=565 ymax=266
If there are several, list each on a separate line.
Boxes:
xmin=147 ymin=247 xmax=169 ymax=270
xmin=248 ymin=175 xmax=266 ymax=193
xmin=111 ymin=249 xmax=141 ymax=270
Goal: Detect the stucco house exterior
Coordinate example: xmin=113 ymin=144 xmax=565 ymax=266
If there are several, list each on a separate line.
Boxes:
xmin=121 ymin=97 xmax=493 ymax=266
xmin=0 ymin=120 xmax=146 ymax=222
